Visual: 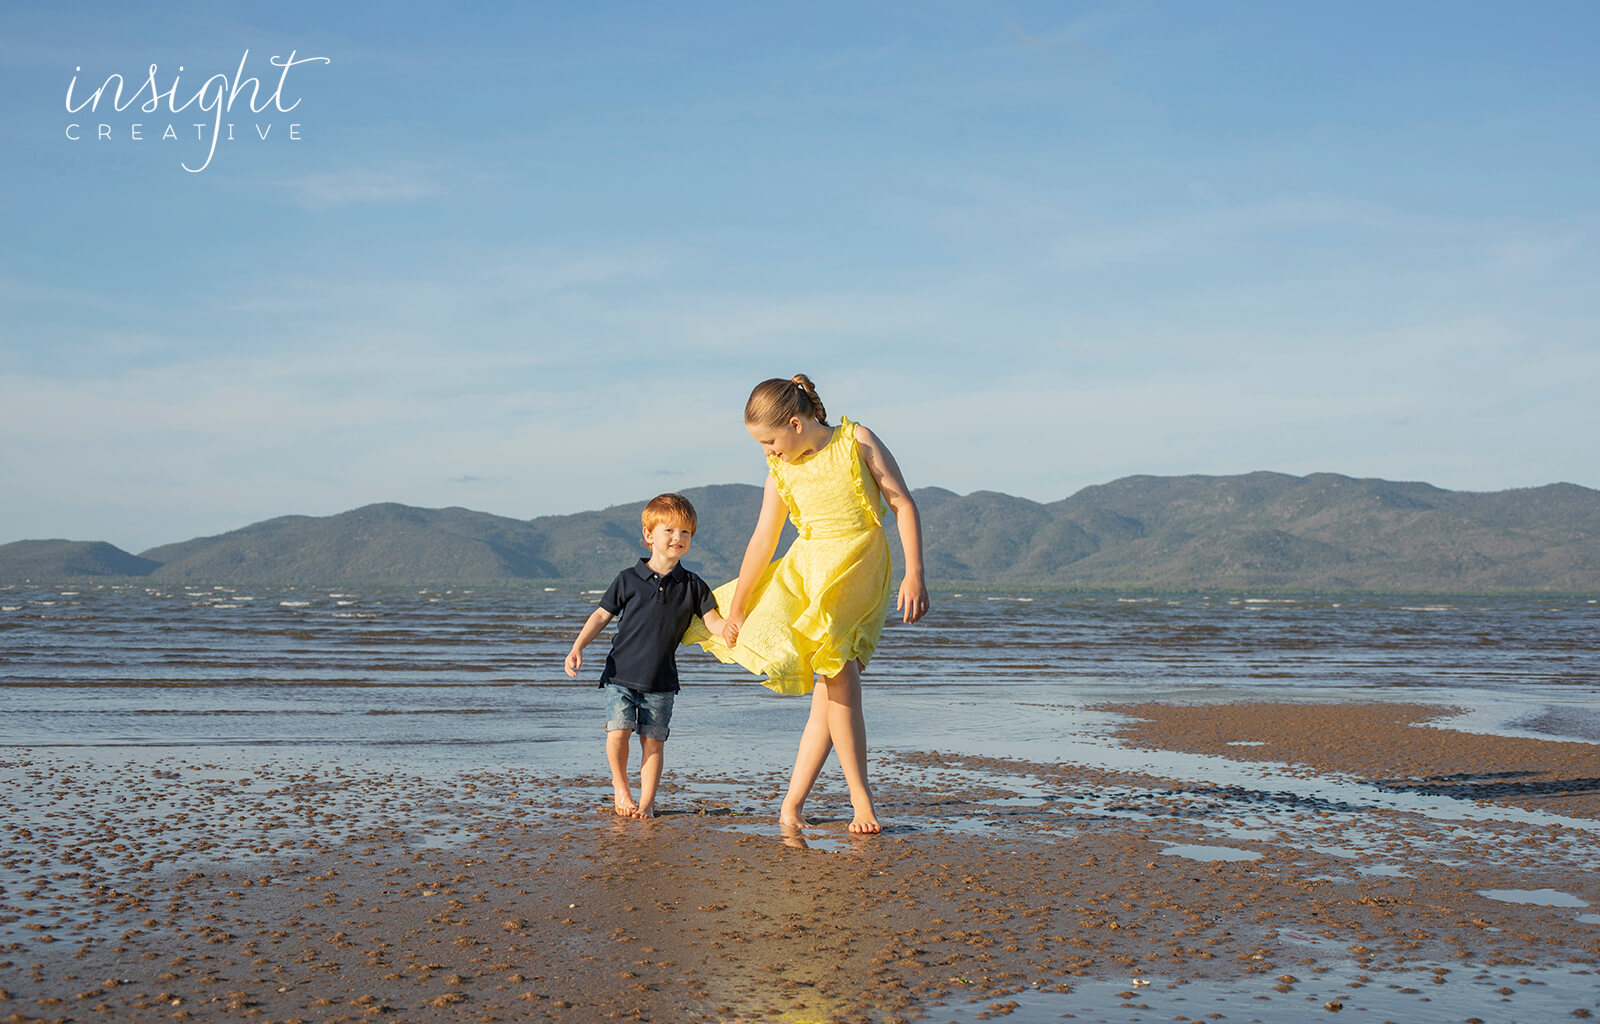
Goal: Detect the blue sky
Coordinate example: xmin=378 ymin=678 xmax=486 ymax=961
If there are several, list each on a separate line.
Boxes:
xmin=3 ymin=1 xmax=1597 ymax=551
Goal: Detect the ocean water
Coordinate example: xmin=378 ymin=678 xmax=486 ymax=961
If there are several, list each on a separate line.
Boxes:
xmin=2 ymin=582 xmax=1596 ymax=772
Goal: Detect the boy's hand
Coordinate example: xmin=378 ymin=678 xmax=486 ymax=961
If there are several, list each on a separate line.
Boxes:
xmin=564 ymin=647 xmax=583 ymax=678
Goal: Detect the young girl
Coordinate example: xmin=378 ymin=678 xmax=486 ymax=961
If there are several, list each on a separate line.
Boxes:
xmin=687 ymin=375 xmax=929 ymax=834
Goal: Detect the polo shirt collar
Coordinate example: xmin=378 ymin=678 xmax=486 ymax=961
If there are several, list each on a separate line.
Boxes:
xmin=631 ymin=557 xmax=686 ymax=582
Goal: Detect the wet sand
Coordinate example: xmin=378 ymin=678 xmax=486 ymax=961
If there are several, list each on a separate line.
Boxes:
xmin=4 ymin=702 xmax=1599 ymax=1023
xmin=1107 ymin=700 xmax=1600 ymax=818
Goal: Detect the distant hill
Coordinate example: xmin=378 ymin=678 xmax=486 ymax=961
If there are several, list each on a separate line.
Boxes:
xmin=1037 ymin=473 xmax=1600 ymax=591
xmin=2 ymin=472 xmax=1597 ymax=592
xmin=0 ymin=540 xmax=160 ymax=579
xmin=138 ymin=504 xmax=562 ymax=584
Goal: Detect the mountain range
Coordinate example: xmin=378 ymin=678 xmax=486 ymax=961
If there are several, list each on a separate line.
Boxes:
xmin=3 ymin=472 xmax=1598 ymax=592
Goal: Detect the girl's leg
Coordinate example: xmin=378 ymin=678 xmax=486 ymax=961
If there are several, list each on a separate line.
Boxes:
xmin=606 ymin=729 xmax=638 ymax=816
xmin=635 ymin=736 xmax=665 ymax=818
xmin=821 ymin=661 xmax=879 ymax=834
xmin=779 ymin=680 xmax=834 ymax=829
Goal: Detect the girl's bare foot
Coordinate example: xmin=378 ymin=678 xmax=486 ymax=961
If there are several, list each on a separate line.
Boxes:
xmin=779 ymin=801 xmax=809 ymax=831
xmin=613 ymin=787 xmax=638 ymax=817
xmin=848 ymin=795 xmax=881 ymax=834
xmin=634 ymin=801 xmax=656 ymax=819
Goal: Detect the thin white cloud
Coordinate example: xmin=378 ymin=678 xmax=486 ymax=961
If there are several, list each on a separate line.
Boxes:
xmin=1487 ymin=233 xmax=1585 ymax=276
xmin=280 ymin=168 xmax=445 ymax=208
xmin=1048 ymin=193 xmax=1450 ymax=272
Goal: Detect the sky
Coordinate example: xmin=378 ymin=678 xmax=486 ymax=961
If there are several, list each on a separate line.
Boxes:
xmin=2 ymin=1 xmax=1597 ymax=552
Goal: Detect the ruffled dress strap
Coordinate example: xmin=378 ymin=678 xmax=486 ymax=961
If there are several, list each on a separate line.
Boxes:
xmin=766 ymin=450 xmax=801 ymax=529
xmin=837 ymin=416 xmax=886 ymax=528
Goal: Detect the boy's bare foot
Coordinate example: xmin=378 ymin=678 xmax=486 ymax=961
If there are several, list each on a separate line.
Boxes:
xmin=634 ymin=801 xmax=656 ymax=819
xmin=613 ymin=788 xmax=638 ymax=817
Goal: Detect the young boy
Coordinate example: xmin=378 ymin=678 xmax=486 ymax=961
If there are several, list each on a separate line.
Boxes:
xmin=565 ymin=493 xmax=724 ymax=818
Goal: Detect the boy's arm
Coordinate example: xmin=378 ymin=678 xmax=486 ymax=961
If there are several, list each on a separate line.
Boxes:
xmin=700 ymin=608 xmax=727 ymax=635
xmin=565 ymin=606 xmax=615 ymax=677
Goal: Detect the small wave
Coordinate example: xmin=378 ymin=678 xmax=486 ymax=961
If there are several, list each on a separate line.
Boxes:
xmin=332 ymin=612 xmax=382 ymax=618
xmin=985 ymin=596 xmax=1034 ymax=602
xmin=279 ymin=601 xmax=312 ymax=607
xmin=365 ymin=708 xmax=498 ymax=715
xmin=1 ymin=606 xmax=21 ymax=612
xmin=1400 ymin=606 xmax=1453 ymax=612
xmin=336 ymin=600 xmax=357 ymax=606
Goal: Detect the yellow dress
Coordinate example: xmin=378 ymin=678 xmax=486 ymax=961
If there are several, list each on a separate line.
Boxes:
xmin=684 ymin=416 xmax=893 ymax=695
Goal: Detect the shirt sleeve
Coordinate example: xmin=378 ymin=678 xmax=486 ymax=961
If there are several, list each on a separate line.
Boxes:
xmin=598 ymin=572 xmax=628 ymax=616
xmin=690 ymin=574 xmax=716 ymax=617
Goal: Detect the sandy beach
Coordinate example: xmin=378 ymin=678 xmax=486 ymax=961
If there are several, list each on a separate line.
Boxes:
xmin=4 ymin=700 xmax=1598 ymax=1023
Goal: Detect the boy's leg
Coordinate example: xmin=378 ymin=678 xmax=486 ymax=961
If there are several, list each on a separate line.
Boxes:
xmin=603 ymin=685 xmax=641 ymax=816
xmin=780 ymin=679 xmax=835 ymax=830
xmin=636 ymin=736 xmax=665 ymax=819
xmin=632 ymin=691 xmax=673 ymax=819
xmin=606 ymin=729 xmax=638 ymax=816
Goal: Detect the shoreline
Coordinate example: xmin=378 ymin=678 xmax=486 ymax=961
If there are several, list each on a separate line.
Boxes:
xmin=4 ymin=700 xmax=1598 ymax=1022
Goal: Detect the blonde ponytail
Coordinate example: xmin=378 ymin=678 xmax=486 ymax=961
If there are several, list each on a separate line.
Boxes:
xmin=744 ymin=374 xmax=828 ymax=427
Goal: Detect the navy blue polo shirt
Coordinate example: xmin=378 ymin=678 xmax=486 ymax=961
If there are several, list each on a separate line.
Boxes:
xmin=597 ymin=558 xmax=716 ymax=694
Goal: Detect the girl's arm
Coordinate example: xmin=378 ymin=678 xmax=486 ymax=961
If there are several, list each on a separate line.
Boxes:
xmin=854 ymin=423 xmax=930 ymax=624
xmin=723 ymin=474 xmax=787 ymax=646
xmin=565 ymin=606 xmax=614 ymax=677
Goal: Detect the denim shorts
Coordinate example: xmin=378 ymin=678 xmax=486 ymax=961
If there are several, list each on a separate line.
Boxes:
xmin=604 ymin=683 xmax=674 ymax=740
